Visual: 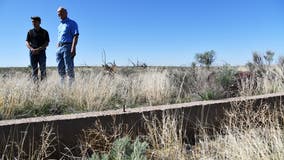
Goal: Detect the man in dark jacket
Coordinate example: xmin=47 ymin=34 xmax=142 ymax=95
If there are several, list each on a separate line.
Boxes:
xmin=26 ymin=16 xmax=50 ymax=82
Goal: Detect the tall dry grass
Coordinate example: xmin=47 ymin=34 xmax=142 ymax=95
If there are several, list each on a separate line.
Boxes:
xmin=237 ymin=66 xmax=284 ymax=97
xmin=0 ymin=68 xmax=176 ymax=119
xmin=2 ymin=65 xmax=284 ymax=119
xmin=190 ymin=100 xmax=284 ymax=160
xmin=0 ymin=66 xmax=205 ymax=119
xmin=144 ymin=111 xmax=188 ymax=160
xmin=141 ymin=99 xmax=284 ymax=160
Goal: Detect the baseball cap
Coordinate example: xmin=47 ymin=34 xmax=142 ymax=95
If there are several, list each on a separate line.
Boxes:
xmin=31 ymin=16 xmax=41 ymax=22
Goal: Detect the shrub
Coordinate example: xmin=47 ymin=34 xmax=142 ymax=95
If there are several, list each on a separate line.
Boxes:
xmin=195 ymin=50 xmax=216 ymax=70
xmin=89 ymin=136 xmax=148 ymax=160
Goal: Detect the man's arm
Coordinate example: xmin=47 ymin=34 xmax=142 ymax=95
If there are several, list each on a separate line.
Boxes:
xmin=26 ymin=41 xmax=39 ymax=55
xmin=37 ymin=41 xmax=49 ymax=51
xmin=26 ymin=31 xmax=38 ymax=54
xmin=71 ymin=35 xmax=79 ymax=57
xmin=26 ymin=41 xmax=48 ymax=54
xmin=26 ymin=41 xmax=33 ymax=50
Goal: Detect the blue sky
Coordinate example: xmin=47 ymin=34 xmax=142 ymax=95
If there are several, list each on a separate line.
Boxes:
xmin=0 ymin=0 xmax=284 ymax=67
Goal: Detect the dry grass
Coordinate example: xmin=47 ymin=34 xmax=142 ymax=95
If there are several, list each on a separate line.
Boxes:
xmin=78 ymin=119 xmax=129 ymax=159
xmin=0 ymin=68 xmax=176 ymax=119
xmin=1 ymin=66 xmax=240 ymax=119
xmin=144 ymin=111 xmax=189 ymax=160
xmin=1 ymin=124 xmax=56 ymax=160
xmin=76 ymin=111 xmax=188 ymax=159
xmin=2 ymin=64 xmax=284 ymax=158
xmin=2 ymin=65 xmax=284 ymax=119
xmin=238 ymin=65 xmax=284 ymax=97
xmin=190 ymin=100 xmax=284 ymax=160
xmin=2 ymin=100 xmax=284 ymax=159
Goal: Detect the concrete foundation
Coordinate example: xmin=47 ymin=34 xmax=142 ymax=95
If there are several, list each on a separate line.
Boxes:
xmin=1 ymin=92 xmax=284 ymax=158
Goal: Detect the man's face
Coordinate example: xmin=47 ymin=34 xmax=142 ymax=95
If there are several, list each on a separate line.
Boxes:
xmin=57 ymin=9 xmax=67 ymax=20
xmin=32 ymin=20 xmax=40 ymax=28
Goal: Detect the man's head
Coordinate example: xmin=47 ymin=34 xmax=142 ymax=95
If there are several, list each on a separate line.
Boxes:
xmin=57 ymin=7 xmax=67 ymax=20
xmin=31 ymin=16 xmax=41 ymax=28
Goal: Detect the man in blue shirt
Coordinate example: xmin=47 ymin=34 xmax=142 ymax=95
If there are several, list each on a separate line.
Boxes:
xmin=56 ymin=7 xmax=79 ymax=85
xmin=26 ymin=16 xmax=50 ymax=82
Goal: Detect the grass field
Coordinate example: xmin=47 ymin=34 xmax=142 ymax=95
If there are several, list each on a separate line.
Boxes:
xmin=0 ymin=66 xmax=224 ymax=119
xmin=1 ymin=62 xmax=284 ymax=159
xmin=1 ymin=63 xmax=284 ymax=120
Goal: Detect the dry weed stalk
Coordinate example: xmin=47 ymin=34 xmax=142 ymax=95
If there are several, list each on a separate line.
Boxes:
xmin=128 ymin=59 xmax=147 ymax=69
xmin=102 ymin=50 xmax=116 ymax=75
xmin=1 ymin=124 xmax=56 ymax=160
xmin=78 ymin=118 xmax=133 ymax=159
xmin=144 ymin=111 xmax=188 ymax=160
xmin=35 ymin=124 xmax=57 ymax=159
xmin=102 ymin=61 xmax=117 ymax=75
xmin=1 ymin=126 xmax=29 ymax=159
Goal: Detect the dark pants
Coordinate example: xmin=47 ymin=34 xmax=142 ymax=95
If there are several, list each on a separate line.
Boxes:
xmin=30 ymin=50 xmax=46 ymax=81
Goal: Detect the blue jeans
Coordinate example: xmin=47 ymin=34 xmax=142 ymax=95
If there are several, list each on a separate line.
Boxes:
xmin=56 ymin=44 xmax=75 ymax=84
xmin=30 ymin=50 xmax=46 ymax=81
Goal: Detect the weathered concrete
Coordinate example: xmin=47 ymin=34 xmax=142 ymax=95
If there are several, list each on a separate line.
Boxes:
xmin=1 ymin=92 xmax=284 ymax=158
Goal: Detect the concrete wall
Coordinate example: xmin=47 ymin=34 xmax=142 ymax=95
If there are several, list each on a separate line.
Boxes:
xmin=1 ymin=92 xmax=284 ymax=158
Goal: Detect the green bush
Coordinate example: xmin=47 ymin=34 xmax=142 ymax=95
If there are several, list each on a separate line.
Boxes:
xmin=195 ymin=50 xmax=216 ymax=69
xmin=216 ymin=65 xmax=236 ymax=90
xmin=89 ymin=136 xmax=148 ymax=160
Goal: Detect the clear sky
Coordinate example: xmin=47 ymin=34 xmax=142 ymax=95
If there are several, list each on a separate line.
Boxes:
xmin=0 ymin=0 xmax=284 ymax=67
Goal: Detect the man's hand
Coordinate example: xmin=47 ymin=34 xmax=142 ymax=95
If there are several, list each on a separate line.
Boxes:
xmin=71 ymin=47 xmax=76 ymax=58
xmin=71 ymin=35 xmax=78 ymax=58
xmin=31 ymin=48 xmax=40 ymax=55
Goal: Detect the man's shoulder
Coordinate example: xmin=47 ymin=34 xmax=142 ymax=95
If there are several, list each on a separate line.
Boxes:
xmin=40 ymin=27 xmax=49 ymax=33
xmin=67 ymin=18 xmax=78 ymax=25
xmin=28 ymin=28 xmax=34 ymax=33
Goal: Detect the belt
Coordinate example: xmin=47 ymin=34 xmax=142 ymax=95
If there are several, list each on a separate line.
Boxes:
xmin=58 ymin=42 xmax=72 ymax=47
